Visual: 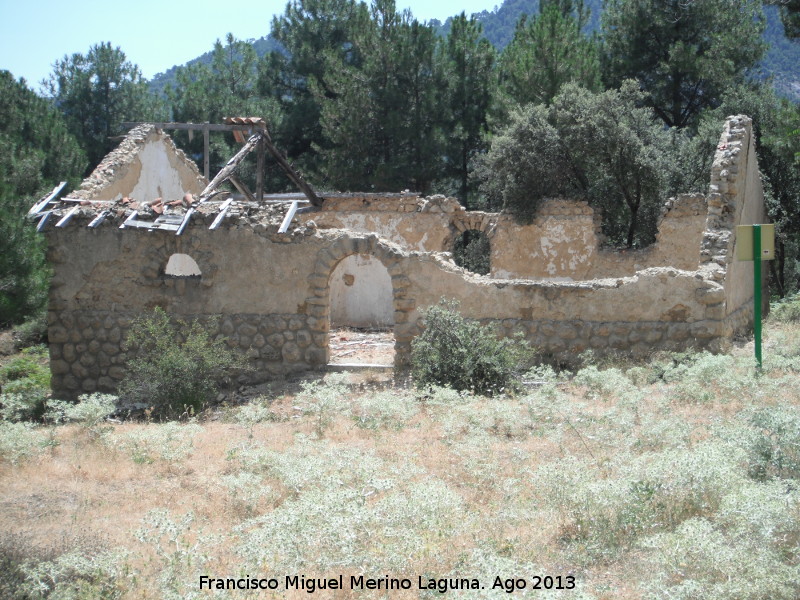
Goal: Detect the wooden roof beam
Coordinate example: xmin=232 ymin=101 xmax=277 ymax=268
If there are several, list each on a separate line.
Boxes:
xmin=260 ymin=127 xmax=322 ymax=207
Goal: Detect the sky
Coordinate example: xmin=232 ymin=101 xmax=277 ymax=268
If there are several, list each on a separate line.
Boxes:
xmin=0 ymin=0 xmax=497 ymax=92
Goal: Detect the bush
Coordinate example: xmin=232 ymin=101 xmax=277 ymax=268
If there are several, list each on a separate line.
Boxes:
xmin=574 ymin=365 xmax=638 ymax=400
xmin=531 ymin=441 xmax=745 ymax=562
xmin=770 ymin=293 xmax=800 ymax=322
xmin=643 ymin=517 xmax=800 ymax=600
xmin=109 ymin=422 xmax=204 ymax=464
xmin=0 ymin=421 xmax=45 ymax=464
xmin=13 ymin=310 xmax=48 ymax=348
xmin=0 ymin=346 xmax=50 ymax=421
xmin=411 ymin=300 xmax=531 ymax=396
xmin=45 ymin=393 xmax=117 ymax=438
xmin=453 ymin=229 xmax=490 ymax=275
xmin=743 ymin=406 xmax=800 ymax=481
xmin=120 ymin=308 xmax=241 ymax=419
xmin=350 ymin=389 xmax=416 ymax=430
xmin=0 ymin=532 xmax=126 ymax=600
xmin=295 ymin=373 xmax=349 ymax=437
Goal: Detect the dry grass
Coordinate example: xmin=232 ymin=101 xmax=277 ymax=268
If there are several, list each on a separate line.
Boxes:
xmin=1 ymin=322 xmax=799 ymax=599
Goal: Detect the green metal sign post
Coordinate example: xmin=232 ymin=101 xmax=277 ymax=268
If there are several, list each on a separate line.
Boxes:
xmin=736 ymin=223 xmax=775 ymax=370
xmin=753 ymin=225 xmax=762 ymax=369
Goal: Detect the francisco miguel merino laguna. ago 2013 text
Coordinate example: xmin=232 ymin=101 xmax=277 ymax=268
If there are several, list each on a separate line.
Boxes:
xmin=199 ymin=573 xmax=577 ymax=593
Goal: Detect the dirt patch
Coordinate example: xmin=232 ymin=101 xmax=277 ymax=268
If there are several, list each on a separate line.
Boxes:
xmin=328 ymin=327 xmax=395 ymax=365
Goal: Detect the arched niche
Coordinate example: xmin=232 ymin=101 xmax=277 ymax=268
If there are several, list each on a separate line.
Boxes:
xmin=164 ymin=253 xmax=202 ymax=277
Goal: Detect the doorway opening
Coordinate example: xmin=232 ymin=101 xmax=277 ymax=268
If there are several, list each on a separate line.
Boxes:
xmin=327 ymin=253 xmax=395 ymax=366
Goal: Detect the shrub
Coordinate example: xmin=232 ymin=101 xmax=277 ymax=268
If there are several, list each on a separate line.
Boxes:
xmin=20 ymin=549 xmax=127 ymax=599
xmin=662 ymin=352 xmax=756 ymax=404
xmin=229 ymin=437 xmax=415 ymax=493
xmin=742 ymin=406 xmax=800 ymax=481
xmin=453 ymin=229 xmax=490 ymax=275
xmin=237 ymin=479 xmax=463 ymax=574
xmin=0 ymin=421 xmax=44 ymax=464
xmin=0 ymin=346 xmax=50 ymax=421
xmin=350 ymin=389 xmax=416 ymax=430
xmin=415 ymin=384 xmax=474 ymax=405
xmin=643 ymin=517 xmax=800 ymax=600
xmin=0 ymin=532 xmax=126 ymax=600
xmin=109 ymin=422 xmax=203 ymax=464
xmin=221 ymin=472 xmax=275 ymax=518
xmin=531 ymin=441 xmax=746 ymax=562
xmin=13 ymin=310 xmax=48 ymax=348
xmin=411 ymin=300 xmax=531 ymax=396
xmin=295 ymin=373 xmax=349 ymax=437
xmin=573 ymin=365 xmax=638 ymax=400
xmin=770 ymin=293 xmax=800 ymax=322
xmin=235 ymin=397 xmax=279 ymax=437
xmin=120 ymin=307 xmax=241 ymax=419
xmin=135 ymin=509 xmax=211 ymax=600
xmin=45 ymin=393 xmax=117 ymax=429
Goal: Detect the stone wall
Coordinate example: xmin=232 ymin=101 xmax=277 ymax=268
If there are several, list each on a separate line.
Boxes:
xmin=42 ymin=115 xmax=765 ymax=397
xmin=301 ymin=194 xmax=461 ymax=252
xmin=47 ymin=310 xmax=321 ymax=395
xmin=704 ymin=116 xmax=768 ymax=324
xmin=301 ymin=191 xmax=709 ymax=282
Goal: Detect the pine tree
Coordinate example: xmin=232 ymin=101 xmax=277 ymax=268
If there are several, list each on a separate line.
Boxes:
xmin=439 ymin=13 xmax=496 ymax=205
xmin=601 ymin=0 xmax=766 ymax=129
xmin=315 ymin=0 xmax=443 ymax=192
xmin=0 ymin=71 xmax=85 ymax=325
xmin=498 ymin=1 xmax=601 ymax=109
xmin=258 ymin=0 xmax=370 ymax=173
xmin=44 ymin=43 xmax=164 ymax=171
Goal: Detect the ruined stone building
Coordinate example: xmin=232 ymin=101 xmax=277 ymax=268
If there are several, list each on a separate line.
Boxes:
xmin=35 ymin=116 xmax=766 ymax=397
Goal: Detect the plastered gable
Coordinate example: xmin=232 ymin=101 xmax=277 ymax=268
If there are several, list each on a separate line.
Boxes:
xmin=73 ymin=124 xmax=206 ymax=203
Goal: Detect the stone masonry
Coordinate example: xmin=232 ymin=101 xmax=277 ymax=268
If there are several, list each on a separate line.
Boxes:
xmin=41 ymin=117 xmax=766 ymax=397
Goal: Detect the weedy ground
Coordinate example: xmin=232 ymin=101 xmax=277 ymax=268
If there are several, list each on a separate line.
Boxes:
xmin=1 ymin=319 xmax=799 ymax=599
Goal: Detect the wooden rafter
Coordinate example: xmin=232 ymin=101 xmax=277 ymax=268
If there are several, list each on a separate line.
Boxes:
xmin=116 ymin=120 xmax=323 ymax=235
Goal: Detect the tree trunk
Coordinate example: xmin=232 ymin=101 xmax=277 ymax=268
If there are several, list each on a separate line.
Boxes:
xmin=627 ymin=203 xmax=639 ymax=248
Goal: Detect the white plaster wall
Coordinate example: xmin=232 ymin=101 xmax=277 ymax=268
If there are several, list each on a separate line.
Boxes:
xmin=129 ymin=139 xmax=191 ymax=203
xmin=329 ymin=254 xmax=394 ymax=327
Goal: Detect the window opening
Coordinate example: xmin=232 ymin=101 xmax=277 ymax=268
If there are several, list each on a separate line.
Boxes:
xmin=453 ymin=229 xmax=490 ymax=275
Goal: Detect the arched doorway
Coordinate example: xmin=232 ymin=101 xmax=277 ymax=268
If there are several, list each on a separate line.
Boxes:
xmin=328 ymin=253 xmax=395 ymax=366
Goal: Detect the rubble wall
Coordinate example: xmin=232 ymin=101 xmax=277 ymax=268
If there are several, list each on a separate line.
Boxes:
xmin=300 ymin=194 xmax=458 ymax=252
xmin=303 ymin=193 xmax=708 ymax=282
xmin=45 ymin=219 xmax=729 ymax=397
xmin=714 ymin=117 xmax=768 ymax=320
xmin=43 ymin=116 xmax=764 ymax=397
